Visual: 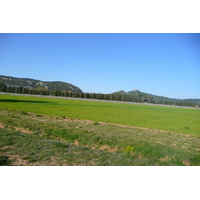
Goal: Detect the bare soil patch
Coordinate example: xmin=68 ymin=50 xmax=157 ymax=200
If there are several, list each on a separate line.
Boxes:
xmin=182 ymin=159 xmax=191 ymax=166
xmin=0 ymin=122 xmax=32 ymax=134
xmin=0 ymin=123 xmax=4 ymax=128
xmin=159 ymin=156 xmax=172 ymax=162
xmin=14 ymin=126 xmax=32 ymax=134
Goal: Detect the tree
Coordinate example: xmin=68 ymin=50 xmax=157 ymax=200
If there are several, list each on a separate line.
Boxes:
xmin=68 ymin=92 xmax=72 ymax=97
xmin=54 ymin=90 xmax=62 ymax=96
xmin=0 ymin=82 xmax=7 ymax=92
xmin=91 ymin=93 xmax=97 ymax=99
xmin=7 ymin=86 xmax=15 ymax=93
xmin=109 ymin=94 xmax=113 ymax=100
xmin=80 ymin=93 xmax=84 ymax=98
xmin=116 ymin=94 xmax=122 ymax=101
xmin=105 ymin=94 xmax=110 ymax=100
xmin=18 ymin=86 xmax=23 ymax=93
xmin=85 ymin=93 xmax=91 ymax=99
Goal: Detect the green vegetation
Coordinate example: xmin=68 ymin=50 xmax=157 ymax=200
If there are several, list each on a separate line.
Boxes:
xmin=123 ymin=89 xmax=200 ymax=106
xmin=0 ymin=75 xmax=83 ymax=93
xmin=0 ymin=94 xmax=200 ymax=135
xmin=1 ymin=75 xmax=199 ymax=106
xmin=123 ymin=146 xmax=134 ymax=153
xmin=0 ymin=108 xmax=199 ymax=166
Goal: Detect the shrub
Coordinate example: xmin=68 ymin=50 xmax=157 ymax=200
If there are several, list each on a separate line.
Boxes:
xmin=20 ymin=110 xmax=27 ymax=115
xmin=54 ymin=142 xmax=69 ymax=148
xmin=123 ymin=146 xmax=134 ymax=153
xmin=184 ymin=126 xmax=189 ymax=130
xmin=0 ymin=156 xmax=12 ymax=166
xmin=36 ymin=114 xmax=43 ymax=117
xmin=52 ymin=128 xmax=79 ymax=141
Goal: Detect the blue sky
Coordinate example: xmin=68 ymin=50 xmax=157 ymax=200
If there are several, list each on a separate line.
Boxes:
xmin=0 ymin=33 xmax=200 ymax=99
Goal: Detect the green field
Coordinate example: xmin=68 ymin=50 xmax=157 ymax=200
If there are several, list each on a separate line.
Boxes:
xmin=0 ymin=94 xmax=200 ymax=166
xmin=0 ymin=94 xmax=200 ymax=135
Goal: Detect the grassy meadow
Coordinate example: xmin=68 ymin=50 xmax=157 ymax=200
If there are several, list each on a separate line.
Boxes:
xmin=0 ymin=94 xmax=200 ymax=166
xmin=0 ymin=94 xmax=200 ymax=135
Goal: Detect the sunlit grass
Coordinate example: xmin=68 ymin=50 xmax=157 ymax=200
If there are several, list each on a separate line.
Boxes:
xmin=0 ymin=94 xmax=200 ymax=135
xmin=0 ymin=109 xmax=199 ymax=166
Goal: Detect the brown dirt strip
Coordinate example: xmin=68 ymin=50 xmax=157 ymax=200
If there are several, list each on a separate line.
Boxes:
xmin=14 ymin=127 xmax=32 ymax=134
xmin=0 ymin=123 xmax=33 ymax=134
xmin=73 ymin=140 xmax=122 ymax=152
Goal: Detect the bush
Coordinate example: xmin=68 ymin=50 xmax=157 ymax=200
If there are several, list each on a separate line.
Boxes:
xmin=54 ymin=142 xmax=69 ymax=148
xmin=0 ymin=156 xmax=12 ymax=166
xmin=36 ymin=114 xmax=43 ymax=117
xmin=52 ymin=128 xmax=79 ymax=141
xmin=123 ymin=146 xmax=134 ymax=153
xmin=93 ymin=121 xmax=99 ymax=125
xmin=21 ymin=110 xmax=28 ymax=115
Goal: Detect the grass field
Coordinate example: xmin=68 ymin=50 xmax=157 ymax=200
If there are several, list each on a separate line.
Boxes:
xmin=0 ymin=94 xmax=200 ymax=135
xmin=0 ymin=94 xmax=200 ymax=166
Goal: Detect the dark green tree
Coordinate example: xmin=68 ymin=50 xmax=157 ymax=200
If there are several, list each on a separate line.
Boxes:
xmin=91 ymin=93 xmax=97 ymax=99
xmin=0 ymin=82 xmax=7 ymax=92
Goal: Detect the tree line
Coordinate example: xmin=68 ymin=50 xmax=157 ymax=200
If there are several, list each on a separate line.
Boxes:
xmin=0 ymin=82 xmax=196 ymax=107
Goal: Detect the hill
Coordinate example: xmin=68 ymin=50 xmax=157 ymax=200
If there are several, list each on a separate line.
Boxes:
xmin=0 ymin=75 xmax=83 ymax=93
xmin=113 ymin=89 xmax=200 ymax=105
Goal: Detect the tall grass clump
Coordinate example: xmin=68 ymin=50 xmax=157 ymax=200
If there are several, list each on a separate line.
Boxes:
xmin=49 ymin=128 xmax=79 ymax=142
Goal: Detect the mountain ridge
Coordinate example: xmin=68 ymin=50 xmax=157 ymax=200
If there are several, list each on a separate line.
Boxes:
xmin=112 ymin=89 xmax=200 ymax=105
xmin=1 ymin=75 xmax=199 ymax=105
xmin=0 ymin=75 xmax=83 ymax=93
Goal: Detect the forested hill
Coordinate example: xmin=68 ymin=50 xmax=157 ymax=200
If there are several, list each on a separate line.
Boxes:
xmin=113 ymin=89 xmax=200 ymax=106
xmin=1 ymin=75 xmax=199 ymax=107
xmin=0 ymin=75 xmax=83 ymax=93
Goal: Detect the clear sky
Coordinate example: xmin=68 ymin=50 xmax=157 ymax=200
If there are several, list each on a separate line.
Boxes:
xmin=0 ymin=33 xmax=200 ymax=99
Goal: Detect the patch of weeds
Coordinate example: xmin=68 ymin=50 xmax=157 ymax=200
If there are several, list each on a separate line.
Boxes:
xmin=38 ymin=156 xmax=50 ymax=162
xmin=6 ymin=120 xmax=13 ymax=124
xmin=36 ymin=114 xmax=43 ymax=117
xmin=187 ymin=155 xmax=200 ymax=165
xmin=68 ymin=117 xmax=74 ymax=120
xmin=29 ymin=126 xmax=43 ymax=135
xmin=77 ymin=135 xmax=91 ymax=145
xmin=44 ymin=128 xmax=53 ymax=134
xmin=82 ymin=129 xmax=92 ymax=133
xmin=92 ymin=135 xmax=118 ymax=147
xmin=28 ymin=157 xmax=38 ymax=163
xmin=0 ymin=156 xmax=12 ymax=166
xmin=184 ymin=126 xmax=190 ymax=130
xmin=133 ymin=142 xmax=165 ymax=159
xmin=22 ymin=156 xmax=30 ymax=160
xmin=1 ymin=136 xmax=13 ymax=146
xmin=20 ymin=110 xmax=28 ymax=115
xmin=33 ymin=130 xmax=42 ymax=135
xmin=54 ymin=142 xmax=70 ymax=149
xmin=93 ymin=136 xmax=100 ymax=143
xmin=123 ymin=146 xmax=134 ymax=153
xmin=24 ymin=124 xmax=32 ymax=129
xmin=10 ymin=115 xmax=20 ymax=119
xmin=93 ymin=121 xmax=99 ymax=125
xmin=22 ymin=153 xmax=40 ymax=163
xmin=52 ymin=128 xmax=79 ymax=142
